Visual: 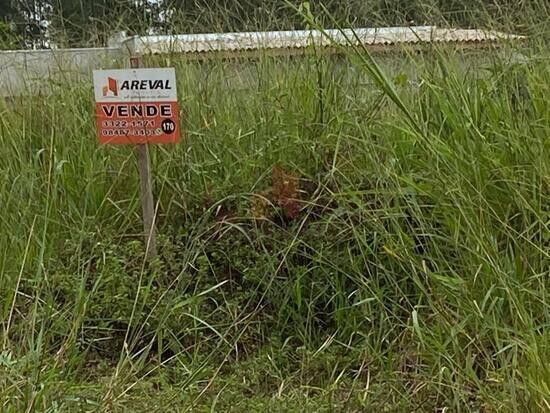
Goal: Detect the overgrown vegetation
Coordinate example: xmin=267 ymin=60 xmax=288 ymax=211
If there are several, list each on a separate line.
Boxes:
xmin=1 ymin=2 xmax=549 ymax=412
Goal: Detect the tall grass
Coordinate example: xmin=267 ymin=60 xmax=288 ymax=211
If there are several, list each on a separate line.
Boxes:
xmin=1 ymin=9 xmax=549 ymax=413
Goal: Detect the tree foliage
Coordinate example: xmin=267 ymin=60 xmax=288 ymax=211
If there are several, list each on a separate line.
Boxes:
xmin=0 ymin=0 xmax=24 ymax=48
xmin=1 ymin=0 xmax=49 ymax=48
xmin=1 ymin=0 xmax=546 ymax=48
xmin=49 ymin=0 xmax=166 ymax=46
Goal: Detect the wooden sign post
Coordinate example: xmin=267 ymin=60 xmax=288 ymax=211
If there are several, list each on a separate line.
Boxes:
xmin=131 ymin=55 xmax=157 ymax=260
xmin=93 ymin=58 xmax=180 ymax=260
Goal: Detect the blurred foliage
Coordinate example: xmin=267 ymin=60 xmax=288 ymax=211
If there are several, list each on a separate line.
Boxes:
xmin=0 ymin=21 xmax=20 ymax=49
xmin=1 ymin=0 xmax=547 ymax=48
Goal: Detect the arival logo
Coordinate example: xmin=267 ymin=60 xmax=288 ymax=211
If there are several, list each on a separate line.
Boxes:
xmin=102 ymin=77 xmax=118 ymax=97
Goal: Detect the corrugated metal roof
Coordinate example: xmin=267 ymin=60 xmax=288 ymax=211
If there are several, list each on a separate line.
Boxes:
xmin=126 ymin=26 xmax=524 ymax=55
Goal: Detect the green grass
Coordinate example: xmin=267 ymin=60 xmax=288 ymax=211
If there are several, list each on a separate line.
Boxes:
xmin=1 ymin=26 xmax=549 ymax=413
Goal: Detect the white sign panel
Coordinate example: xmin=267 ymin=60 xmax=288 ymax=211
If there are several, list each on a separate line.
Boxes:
xmin=93 ymin=68 xmax=177 ymax=103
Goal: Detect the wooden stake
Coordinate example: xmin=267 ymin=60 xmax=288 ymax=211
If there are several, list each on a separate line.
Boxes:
xmin=131 ymin=55 xmax=158 ymax=260
xmin=137 ymin=143 xmax=157 ymax=259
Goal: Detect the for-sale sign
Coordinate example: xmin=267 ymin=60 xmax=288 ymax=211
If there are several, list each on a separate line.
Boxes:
xmin=93 ymin=68 xmax=180 ymax=144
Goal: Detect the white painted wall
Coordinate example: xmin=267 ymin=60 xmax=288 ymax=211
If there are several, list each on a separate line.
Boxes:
xmin=0 ymin=47 xmax=123 ymax=97
xmin=0 ymin=27 xmax=522 ymax=97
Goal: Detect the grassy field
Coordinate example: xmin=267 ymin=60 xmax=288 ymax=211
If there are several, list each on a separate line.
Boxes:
xmin=1 ymin=19 xmax=549 ymax=413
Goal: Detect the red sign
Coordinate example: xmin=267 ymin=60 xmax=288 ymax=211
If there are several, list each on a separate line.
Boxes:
xmin=93 ymin=68 xmax=180 ymax=144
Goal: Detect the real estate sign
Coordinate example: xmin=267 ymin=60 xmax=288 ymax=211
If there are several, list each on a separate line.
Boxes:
xmin=93 ymin=68 xmax=180 ymax=144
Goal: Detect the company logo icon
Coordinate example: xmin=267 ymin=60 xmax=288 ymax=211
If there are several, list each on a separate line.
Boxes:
xmin=102 ymin=77 xmax=118 ymax=97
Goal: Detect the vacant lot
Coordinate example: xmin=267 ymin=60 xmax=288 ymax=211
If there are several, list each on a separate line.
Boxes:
xmin=1 ymin=28 xmax=549 ymax=413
